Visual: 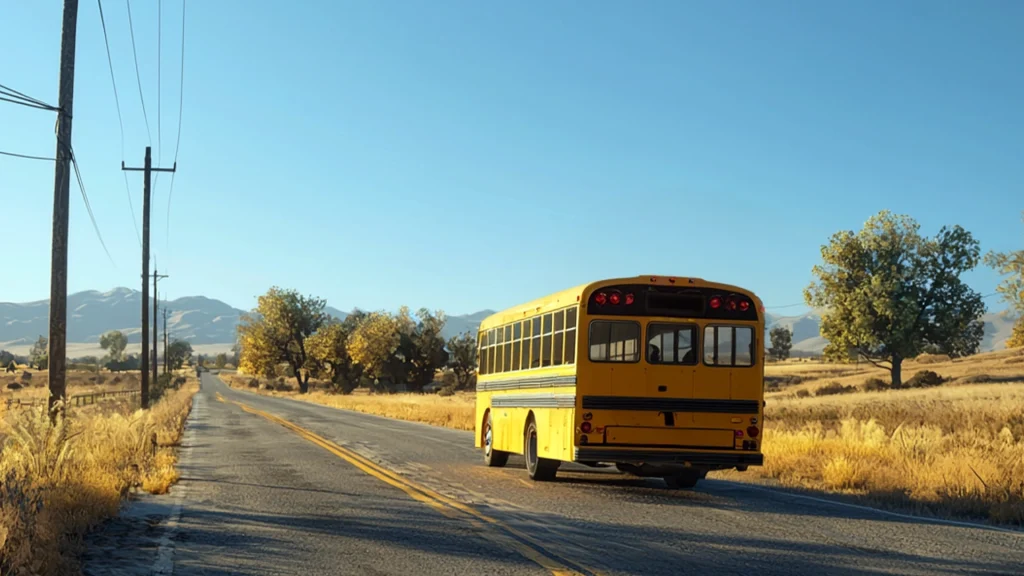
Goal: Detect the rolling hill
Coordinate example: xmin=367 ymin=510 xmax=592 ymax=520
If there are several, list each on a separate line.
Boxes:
xmin=1 ymin=289 xmax=1014 ymax=357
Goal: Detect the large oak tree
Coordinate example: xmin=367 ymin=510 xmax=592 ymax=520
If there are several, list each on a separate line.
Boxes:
xmin=805 ymin=211 xmax=985 ymax=387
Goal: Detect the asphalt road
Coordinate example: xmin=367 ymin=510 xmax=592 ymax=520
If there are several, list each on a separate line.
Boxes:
xmin=88 ymin=373 xmax=1024 ymax=576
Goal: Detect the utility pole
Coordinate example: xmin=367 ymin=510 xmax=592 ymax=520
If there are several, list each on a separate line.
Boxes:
xmin=162 ymin=307 xmax=170 ymax=374
xmin=47 ymin=0 xmax=79 ymax=418
xmin=152 ymin=268 xmax=168 ymax=389
xmin=123 ymin=147 xmax=175 ymax=409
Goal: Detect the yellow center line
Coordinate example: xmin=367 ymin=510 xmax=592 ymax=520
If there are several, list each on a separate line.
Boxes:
xmin=216 ymin=392 xmax=601 ymax=576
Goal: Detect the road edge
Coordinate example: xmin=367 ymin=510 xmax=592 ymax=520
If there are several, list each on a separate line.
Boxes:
xmin=150 ymin=385 xmax=204 ymax=574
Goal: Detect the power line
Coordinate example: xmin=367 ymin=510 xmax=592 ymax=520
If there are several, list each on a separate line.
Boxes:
xmin=66 ymin=143 xmax=115 ymax=266
xmin=0 ymin=94 xmax=59 ymax=111
xmin=125 ymin=0 xmax=152 ymax=146
xmin=0 ymin=83 xmax=59 ymax=110
xmin=97 ymin=0 xmax=142 ymax=248
xmin=166 ymin=0 xmax=185 ymax=249
xmin=0 ymin=150 xmax=56 ymax=161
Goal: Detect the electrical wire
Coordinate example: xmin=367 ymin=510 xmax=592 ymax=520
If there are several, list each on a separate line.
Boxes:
xmin=0 ymin=83 xmax=58 ymax=110
xmin=126 ymin=0 xmax=152 ymax=146
xmin=0 ymin=150 xmax=55 ymax=161
xmin=165 ymin=0 xmax=185 ymax=250
xmin=97 ymin=0 xmax=143 ymax=248
xmin=64 ymin=142 xmax=116 ymax=266
xmin=0 ymin=94 xmax=59 ymax=111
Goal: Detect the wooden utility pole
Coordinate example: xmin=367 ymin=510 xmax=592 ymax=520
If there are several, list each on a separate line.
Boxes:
xmin=123 ymin=147 xmax=175 ymax=408
xmin=152 ymin=267 xmax=167 ymax=388
xmin=47 ymin=0 xmax=79 ymax=418
xmin=162 ymin=307 xmax=170 ymax=374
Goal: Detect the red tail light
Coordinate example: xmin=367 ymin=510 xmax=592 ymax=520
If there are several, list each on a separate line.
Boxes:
xmin=739 ymin=300 xmax=750 ymax=311
xmin=709 ymin=295 xmax=722 ymax=309
xmin=608 ymin=292 xmax=621 ymax=305
xmin=595 ymin=292 xmax=607 ymax=305
xmin=746 ymin=426 xmax=760 ymax=438
xmin=625 ymin=293 xmax=635 ymax=305
xmin=581 ymin=422 xmax=593 ymax=434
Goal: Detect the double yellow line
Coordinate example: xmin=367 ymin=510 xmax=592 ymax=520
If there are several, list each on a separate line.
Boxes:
xmin=215 ymin=392 xmax=600 ymax=576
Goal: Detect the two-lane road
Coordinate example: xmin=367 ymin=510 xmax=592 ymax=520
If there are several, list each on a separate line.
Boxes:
xmin=109 ymin=373 xmax=1023 ymax=575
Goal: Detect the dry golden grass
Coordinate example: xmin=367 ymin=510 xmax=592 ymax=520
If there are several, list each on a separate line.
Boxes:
xmin=221 ymin=374 xmax=477 ymax=430
xmin=0 ymin=375 xmax=198 ymax=575
xmin=1 ymin=370 xmax=141 ymax=405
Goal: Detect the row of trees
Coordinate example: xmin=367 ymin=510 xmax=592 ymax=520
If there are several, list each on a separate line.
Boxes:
xmin=236 ymin=288 xmax=477 ymax=394
xmin=803 ymin=210 xmax=1023 ymax=387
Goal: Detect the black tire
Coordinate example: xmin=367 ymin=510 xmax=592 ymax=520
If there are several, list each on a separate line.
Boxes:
xmin=483 ymin=411 xmax=509 ymax=467
xmin=664 ymin=471 xmax=701 ymax=489
xmin=524 ymin=419 xmax=559 ymax=481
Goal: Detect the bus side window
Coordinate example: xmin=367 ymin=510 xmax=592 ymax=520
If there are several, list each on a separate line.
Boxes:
xmin=541 ymin=314 xmax=553 ymax=367
xmin=531 ymin=317 xmax=541 ymax=368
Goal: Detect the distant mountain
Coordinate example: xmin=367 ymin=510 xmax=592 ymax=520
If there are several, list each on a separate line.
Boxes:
xmin=0 ymin=289 xmax=494 ymax=350
xmin=4 ymin=289 xmax=1010 ymax=356
xmin=765 ymin=310 xmax=1017 ymax=354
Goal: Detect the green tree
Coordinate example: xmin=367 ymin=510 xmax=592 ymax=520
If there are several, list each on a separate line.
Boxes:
xmin=768 ymin=326 xmax=793 ymax=362
xmin=984 ymin=211 xmax=1024 ymax=348
xmin=805 ymin=211 xmax=985 ymax=387
xmin=348 ymin=311 xmax=401 ymax=389
xmin=99 ymin=330 xmax=128 ymax=362
xmin=446 ymin=332 xmax=478 ymax=389
xmin=166 ymin=340 xmax=194 ymax=370
xmin=29 ymin=335 xmax=47 ymax=370
xmin=399 ymin=308 xmax=449 ymax=392
xmin=215 ymin=353 xmax=228 ymax=369
xmin=236 ymin=287 xmax=327 ymax=393
xmin=306 ymin=316 xmax=363 ymax=394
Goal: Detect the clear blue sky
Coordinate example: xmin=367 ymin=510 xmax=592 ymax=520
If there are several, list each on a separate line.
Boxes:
xmin=2 ymin=1 xmax=1021 ymax=317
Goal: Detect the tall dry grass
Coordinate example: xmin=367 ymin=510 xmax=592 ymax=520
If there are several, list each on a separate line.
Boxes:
xmin=0 ymin=377 xmax=198 ymax=575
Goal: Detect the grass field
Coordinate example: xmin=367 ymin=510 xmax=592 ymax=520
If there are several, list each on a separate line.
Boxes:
xmin=0 ymin=372 xmax=198 ymax=575
xmin=223 ymin=348 xmax=1024 ymax=526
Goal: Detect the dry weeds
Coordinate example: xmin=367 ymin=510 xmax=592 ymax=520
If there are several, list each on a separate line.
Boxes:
xmin=0 ymin=375 xmax=198 ymax=575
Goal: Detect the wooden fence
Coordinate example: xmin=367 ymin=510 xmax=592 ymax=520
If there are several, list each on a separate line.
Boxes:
xmin=4 ymin=389 xmax=141 ymax=410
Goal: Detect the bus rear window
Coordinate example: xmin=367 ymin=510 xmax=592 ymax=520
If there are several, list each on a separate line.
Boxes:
xmin=589 ymin=321 xmax=640 ymax=363
xmin=647 ymin=323 xmax=697 ymax=365
xmin=703 ymin=326 xmax=755 ymax=367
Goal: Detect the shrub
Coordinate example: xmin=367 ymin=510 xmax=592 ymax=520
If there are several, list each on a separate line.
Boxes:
xmin=815 ymin=381 xmax=856 ymax=396
xmin=5 ymin=382 xmax=23 ymax=391
xmin=20 ymin=371 xmax=31 ymax=382
xmin=916 ymin=353 xmax=951 ymax=364
xmin=111 ymin=376 xmax=122 ymax=384
xmin=437 ymin=385 xmax=457 ymax=397
xmin=275 ymin=381 xmax=294 ymax=392
xmin=905 ymin=370 xmax=944 ymax=388
xmin=861 ymin=377 xmax=889 ymax=392
xmin=247 ymin=378 xmax=259 ymax=389
xmin=795 ymin=389 xmax=811 ymax=399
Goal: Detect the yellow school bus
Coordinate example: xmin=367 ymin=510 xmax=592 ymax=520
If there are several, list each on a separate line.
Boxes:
xmin=474 ymin=275 xmax=765 ymax=487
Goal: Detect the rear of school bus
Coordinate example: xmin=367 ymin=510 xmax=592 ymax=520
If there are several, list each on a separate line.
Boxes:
xmin=574 ymin=276 xmax=765 ymax=487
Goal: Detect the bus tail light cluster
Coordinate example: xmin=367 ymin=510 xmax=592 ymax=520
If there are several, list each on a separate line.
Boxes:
xmin=709 ymin=293 xmax=753 ymax=313
xmin=581 ymin=421 xmax=592 ymax=434
xmin=746 ymin=426 xmax=760 ymax=438
xmin=595 ymin=290 xmax=635 ymax=307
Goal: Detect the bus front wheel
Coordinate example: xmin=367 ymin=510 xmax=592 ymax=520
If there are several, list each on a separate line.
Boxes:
xmin=483 ymin=411 xmax=509 ymax=467
xmin=524 ymin=419 xmax=559 ymax=481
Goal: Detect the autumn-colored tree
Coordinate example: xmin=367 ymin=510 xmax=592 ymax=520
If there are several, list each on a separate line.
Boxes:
xmin=446 ymin=332 xmax=478 ymax=389
xmin=805 ymin=211 xmax=985 ymax=387
xmin=236 ymin=287 xmax=327 ymax=393
xmin=215 ymin=353 xmax=228 ymax=369
xmin=768 ymin=326 xmax=792 ymax=362
xmin=30 ymin=335 xmax=48 ymax=370
xmin=347 ymin=311 xmax=401 ymax=390
xmin=306 ymin=313 xmax=364 ymax=394
xmin=985 ymin=211 xmax=1024 ymax=348
xmin=99 ymin=330 xmax=128 ymax=362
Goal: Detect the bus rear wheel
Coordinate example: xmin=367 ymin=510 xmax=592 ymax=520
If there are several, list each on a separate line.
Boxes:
xmin=524 ymin=419 xmax=559 ymax=481
xmin=664 ymin=470 xmax=701 ymax=489
xmin=483 ymin=411 xmax=509 ymax=467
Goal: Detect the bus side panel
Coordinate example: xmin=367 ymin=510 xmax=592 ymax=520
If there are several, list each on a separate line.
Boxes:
xmin=534 ymin=407 xmax=575 ymax=462
xmin=474 ymin=391 xmax=490 ymax=449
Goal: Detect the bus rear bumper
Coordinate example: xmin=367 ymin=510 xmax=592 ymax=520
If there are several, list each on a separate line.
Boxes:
xmin=574 ymin=448 xmax=763 ymax=468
